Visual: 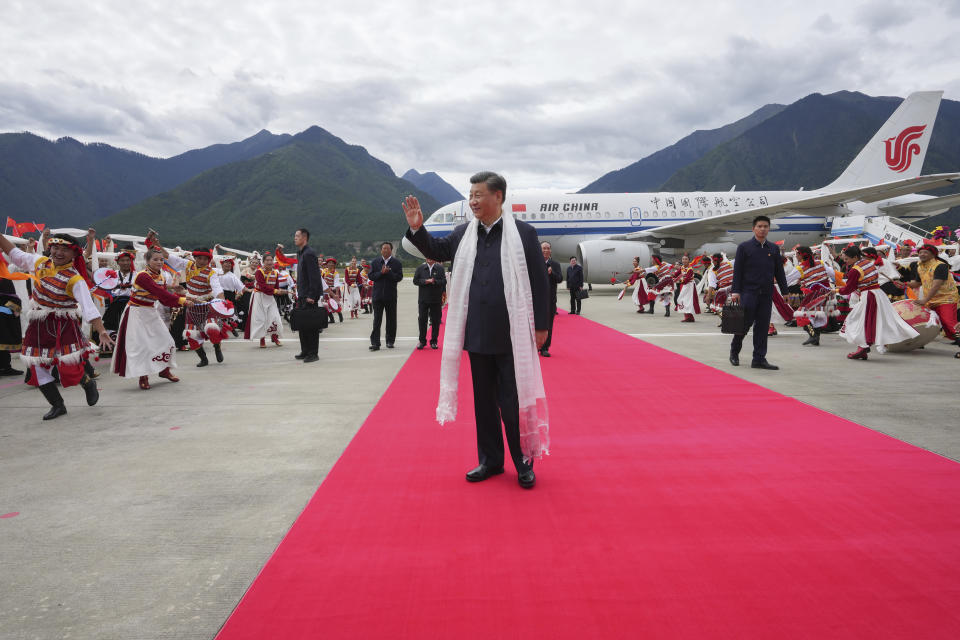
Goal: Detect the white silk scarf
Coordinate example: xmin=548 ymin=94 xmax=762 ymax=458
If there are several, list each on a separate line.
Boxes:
xmin=435 ymin=210 xmax=550 ymax=462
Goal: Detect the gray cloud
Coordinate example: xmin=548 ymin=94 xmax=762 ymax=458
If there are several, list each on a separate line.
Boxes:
xmin=2 ymin=0 xmax=959 ymax=190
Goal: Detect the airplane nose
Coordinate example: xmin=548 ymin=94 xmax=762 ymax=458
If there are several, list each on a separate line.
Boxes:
xmin=401 ymin=235 xmax=424 ymax=259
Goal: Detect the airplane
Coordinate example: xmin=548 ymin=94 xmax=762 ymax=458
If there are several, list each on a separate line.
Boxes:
xmin=402 ymin=91 xmax=960 ymax=283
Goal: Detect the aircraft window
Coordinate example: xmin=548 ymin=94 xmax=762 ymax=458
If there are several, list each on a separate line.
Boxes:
xmin=670 ymin=211 xmax=676 ymax=218
xmin=605 ymin=212 xmax=610 ymax=218
xmin=549 ymin=212 xmax=556 ymax=220
xmin=576 ymin=212 xmax=583 ymax=219
xmin=726 ymin=210 xmax=731 ymax=215
xmin=541 ymin=213 xmax=546 ymax=220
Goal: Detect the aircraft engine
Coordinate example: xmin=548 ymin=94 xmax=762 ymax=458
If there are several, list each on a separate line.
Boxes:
xmin=577 ymin=240 xmax=653 ymax=284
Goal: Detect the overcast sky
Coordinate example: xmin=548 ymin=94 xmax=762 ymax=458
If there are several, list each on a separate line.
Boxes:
xmin=3 ymin=0 xmax=959 ymax=192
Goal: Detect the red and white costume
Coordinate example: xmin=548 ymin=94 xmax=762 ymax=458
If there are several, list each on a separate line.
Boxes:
xmin=166 ymin=254 xmax=225 ymax=349
xmin=343 ymin=265 xmax=362 ymax=318
xmin=707 ymin=260 xmax=734 ymax=312
xmin=839 ymin=258 xmax=918 ymax=352
xmin=6 ymin=248 xmax=100 ymax=387
xmin=245 ymin=266 xmax=283 ymax=341
xmin=675 ymin=265 xmax=701 ymax=316
xmin=645 ymin=261 xmax=675 ymax=308
xmin=112 ymin=269 xmax=186 ymax=378
xmin=793 ymin=260 xmax=837 ymax=328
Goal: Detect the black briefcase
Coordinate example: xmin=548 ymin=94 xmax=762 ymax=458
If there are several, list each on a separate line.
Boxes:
xmin=290 ymin=305 xmax=327 ymax=332
xmin=577 ymin=289 xmax=590 ymax=300
xmin=720 ymin=300 xmax=745 ymax=335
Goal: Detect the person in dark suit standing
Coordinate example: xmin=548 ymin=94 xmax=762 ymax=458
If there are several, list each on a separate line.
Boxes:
xmin=403 ymin=171 xmax=549 ymax=489
xmin=566 ymin=256 xmax=584 ymax=314
xmin=729 ymin=215 xmax=788 ymax=370
xmin=292 ymin=229 xmax=322 ymax=363
xmin=369 ymin=241 xmax=403 ymax=351
xmin=413 ymin=258 xmax=446 ymax=350
xmin=540 ymin=241 xmax=562 ymax=357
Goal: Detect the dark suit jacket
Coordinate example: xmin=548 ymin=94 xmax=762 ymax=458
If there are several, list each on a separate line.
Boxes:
xmin=296 ymin=244 xmax=322 ymax=304
xmin=565 ymin=264 xmax=584 ymax=290
xmin=413 ymin=262 xmax=446 ymax=304
xmin=369 ymin=255 xmax=403 ymax=302
xmin=545 ymin=259 xmax=562 ymax=305
xmin=731 ymin=237 xmax=789 ymax=305
xmin=406 ymin=218 xmax=549 ymax=354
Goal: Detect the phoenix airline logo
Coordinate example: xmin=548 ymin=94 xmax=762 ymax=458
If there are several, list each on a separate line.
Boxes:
xmin=885 ymin=125 xmax=926 ymax=173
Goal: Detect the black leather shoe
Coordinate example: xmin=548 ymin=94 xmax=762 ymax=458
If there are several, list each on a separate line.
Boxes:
xmin=751 ymin=360 xmax=779 ymax=370
xmin=369 ymin=345 xmax=380 ymax=351
xmin=465 ymin=464 xmax=504 ymax=482
xmin=417 ymin=342 xmax=426 ymax=350
xmin=540 ymin=349 xmax=551 ymax=357
xmin=430 ymin=342 xmax=438 ymax=350
xmin=518 ymin=470 xmax=536 ymax=489
xmin=386 ymin=343 xmax=394 ymax=349
xmin=729 ymin=353 xmax=739 ymax=366
xmin=213 ymin=344 xmax=224 ymax=363
xmin=294 ymin=352 xmax=306 ymax=360
xmin=303 ymin=354 xmax=319 ymax=363
xmin=0 ymin=367 xmax=23 ymax=377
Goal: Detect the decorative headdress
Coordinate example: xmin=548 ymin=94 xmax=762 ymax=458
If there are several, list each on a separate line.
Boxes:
xmin=191 ymin=248 xmax=213 ymax=259
xmin=48 ymin=234 xmax=93 ymax=286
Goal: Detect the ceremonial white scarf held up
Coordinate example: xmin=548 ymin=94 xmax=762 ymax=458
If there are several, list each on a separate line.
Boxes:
xmin=436 ymin=209 xmax=550 ymax=463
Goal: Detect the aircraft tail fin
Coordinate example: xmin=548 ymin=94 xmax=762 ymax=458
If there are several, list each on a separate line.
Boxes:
xmin=825 ymin=91 xmax=942 ymax=190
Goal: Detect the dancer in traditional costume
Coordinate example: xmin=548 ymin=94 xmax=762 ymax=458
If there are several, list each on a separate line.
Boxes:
xmin=359 ymin=261 xmax=373 ymax=313
xmin=0 ymin=271 xmax=24 ymax=377
xmin=216 ymin=256 xmax=246 ymax=337
xmin=838 ymin=246 xmax=918 ymax=360
xmin=322 ymin=257 xmax=344 ymax=323
xmin=245 ymin=252 xmax=284 ymax=347
xmin=644 ymin=256 xmax=675 ymax=316
xmin=112 ymin=247 xmax=192 ymax=389
xmin=151 ymin=237 xmax=226 ymax=367
xmin=904 ymin=243 xmax=959 ymax=347
xmin=620 ymin=257 xmax=651 ymax=313
xmin=343 ymin=257 xmax=362 ymax=319
xmin=791 ymin=246 xmax=837 ymax=346
xmin=862 ymin=245 xmax=906 ymax=302
xmin=675 ymin=254 xmax=701 ymax=322
xmin=99 ymin=250 xmax=137 ymax=355
xmin=0 ymin=232 xmax=111 ymax=419
xmin=707 ymin=253 xmax=734 ymax=313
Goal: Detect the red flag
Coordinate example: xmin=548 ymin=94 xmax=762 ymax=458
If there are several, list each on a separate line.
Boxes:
xmin=775 ymin=239 xmax=784 ymax=245
xmin=512 ymin=204 xmax=526 ymax=212
xmin=275 ymin=249 xmax=298 ymax=266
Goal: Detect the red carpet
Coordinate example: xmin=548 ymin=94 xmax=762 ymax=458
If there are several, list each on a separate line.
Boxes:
xmin=216 ymin=313 xmax=960 ymax=639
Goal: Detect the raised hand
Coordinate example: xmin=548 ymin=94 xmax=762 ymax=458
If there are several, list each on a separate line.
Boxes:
xmin=402 ymin=195 xmax=423 ymax=231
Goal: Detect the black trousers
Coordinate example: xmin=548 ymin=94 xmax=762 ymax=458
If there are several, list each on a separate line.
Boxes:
xmin=297 ymin=302 xmax=321 ymax=357
xmin=169 ymin=309 xmax=186 ymax=349
xmin=542 ymin=298 xmax=557 ymax=350
xmin=371 ymin=299 xmax=397 ymax=346
xmin=467 ymin=352 xmax=532 ymax=473
xmin=730 ymin=293 xmax=773 ymax=362
xmin=569 ymin=289 xmax=581 ymax=314
xmin=418 ymin=301 xmax=441 ymax=344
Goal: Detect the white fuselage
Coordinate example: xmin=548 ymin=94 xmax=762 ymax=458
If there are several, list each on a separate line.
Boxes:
xmin=402 ymin=190 xmax=940 ymax=269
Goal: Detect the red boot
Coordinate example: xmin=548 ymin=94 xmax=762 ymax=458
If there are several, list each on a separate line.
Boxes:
xmin=260 ymin=338 xmax=266 ymax=348
xmin=847 ymin=347 xmax=870 ymax=360
xmin=138 ymin=376 xmax=151 ymax=390
xmin=158 ymin=367 xmax=179 ymax=382
xmin=271 ymin=334 xmax=282 ymax=347
xmin=768 ymin=324 xmax=778 ymax=336
xmin=681 ymin=314 xmax=695 ymax=323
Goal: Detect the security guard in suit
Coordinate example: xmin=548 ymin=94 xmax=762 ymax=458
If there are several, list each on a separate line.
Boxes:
xmin=540 ymin=241 xmax=562 ymax=357
xmin=413 ymin=258 xmax=446 ymax=349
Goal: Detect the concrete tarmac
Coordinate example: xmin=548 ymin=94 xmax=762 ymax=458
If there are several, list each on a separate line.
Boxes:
xmin=1 ymin=281 xmax=958 ymax=639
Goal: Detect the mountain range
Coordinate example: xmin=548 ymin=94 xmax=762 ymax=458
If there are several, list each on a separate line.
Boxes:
xmin=3 ymin=90 xmax=959 ymax=254
xmin=585 ymin=91 xmax=960 ymax=228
